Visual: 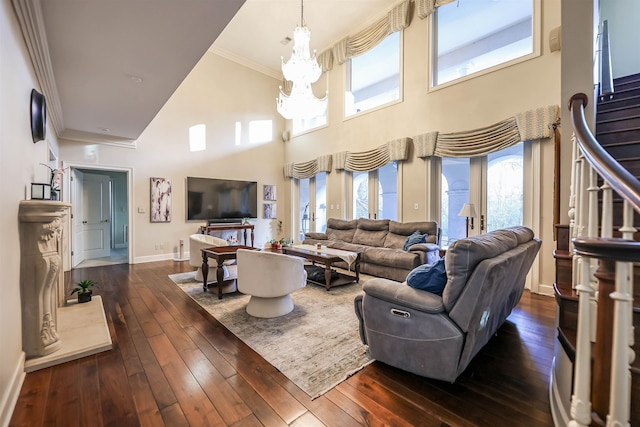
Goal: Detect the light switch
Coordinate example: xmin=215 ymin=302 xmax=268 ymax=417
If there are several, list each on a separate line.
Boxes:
xmin=138 ymin=207 xmax=145 ymax=213
xmin=414 ymin=203 xmax=419 ymax=210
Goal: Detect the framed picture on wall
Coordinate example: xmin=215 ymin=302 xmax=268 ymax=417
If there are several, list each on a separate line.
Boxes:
xmin=263 ymin=202 xmax=277 ymax=219
xmin=150 ymin=177 xmax=172 ymax=222
xmin=263 ymin=184 xmax=276 ymax=201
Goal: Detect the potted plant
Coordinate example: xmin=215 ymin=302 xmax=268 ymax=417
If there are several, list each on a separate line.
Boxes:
xmin=71 ymin=279 xmax=95 ymax=303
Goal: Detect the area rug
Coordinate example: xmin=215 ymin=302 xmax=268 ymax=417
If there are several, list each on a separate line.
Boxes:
xmin=168 ymin=271 xmax=373 ymax=399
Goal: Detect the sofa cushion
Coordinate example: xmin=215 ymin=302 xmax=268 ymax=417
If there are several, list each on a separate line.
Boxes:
xmin=402 ymin=230 xmax=426 ymax=251
xmin=353 ymin=218 xmax=389 ymax=247
xmin=364 ymin=247 xmax=420 ymax=270
xmin=385 ymin=221 xmax=439 ymax=248
xmin=406 ymin=258 xmax=447 ymax=295
xmin=442 ymin=229 xmax=519 ymax=311
xmin=326 ymin=218 xmax=358 ymax=243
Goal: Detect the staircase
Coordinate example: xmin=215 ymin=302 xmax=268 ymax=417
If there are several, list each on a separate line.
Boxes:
xmin=553 ymin=74 xmax=640 ymax=426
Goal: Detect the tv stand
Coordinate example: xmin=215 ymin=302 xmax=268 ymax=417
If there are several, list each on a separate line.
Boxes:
xmin=199 ymin=223 xmax=254 ymax=247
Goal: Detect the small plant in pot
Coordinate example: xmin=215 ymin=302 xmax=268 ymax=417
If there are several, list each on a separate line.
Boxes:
xmin=71 ymin=279 xmax=96 ymax=303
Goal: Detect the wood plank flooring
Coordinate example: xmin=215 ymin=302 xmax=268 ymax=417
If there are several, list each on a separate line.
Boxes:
xmin=10 ymin=260 xmax=557 ymax=426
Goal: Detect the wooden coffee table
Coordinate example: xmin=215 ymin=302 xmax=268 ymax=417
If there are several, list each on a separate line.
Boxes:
xmin=201 ymin=245 xmax=257 ymax=299
xmin=282 ymin=246 xmax=360 ymax=291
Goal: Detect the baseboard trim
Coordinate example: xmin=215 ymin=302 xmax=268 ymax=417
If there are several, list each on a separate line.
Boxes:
xmin=536 ymin=283 xmax=555 ymax=296
xmin=134 ymin=253 xmax=175 ymax=264
xmin=0 ymin=351 xmax=25 ymax=427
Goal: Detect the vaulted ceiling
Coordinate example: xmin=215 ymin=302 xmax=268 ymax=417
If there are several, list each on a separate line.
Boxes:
xmin=14 ymin=0 xmax=395 ymax=146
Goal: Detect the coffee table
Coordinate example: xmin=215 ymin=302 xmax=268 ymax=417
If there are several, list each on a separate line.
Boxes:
xmin=282 ymin=246 xmax=360 ymax=291
xmin=201 ymin=245 xmax=257 ymax=299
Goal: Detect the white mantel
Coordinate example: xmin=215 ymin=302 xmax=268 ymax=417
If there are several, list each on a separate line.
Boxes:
xmin=19 ymin=200 xmax=111 ymax=371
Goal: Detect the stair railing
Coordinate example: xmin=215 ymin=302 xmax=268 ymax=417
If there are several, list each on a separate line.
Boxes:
xmin=599 ymin=20 xmax=614 ymax=101
xmin=567 ymin=93 xmax=639 ymax=426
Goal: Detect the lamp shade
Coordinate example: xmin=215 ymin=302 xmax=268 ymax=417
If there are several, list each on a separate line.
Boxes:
xmin=457 ymin=203 xmax=477 ymax=218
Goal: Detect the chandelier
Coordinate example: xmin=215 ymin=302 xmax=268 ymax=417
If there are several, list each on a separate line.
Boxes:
xmin=276 ymin=0 xmax=327 ymax=120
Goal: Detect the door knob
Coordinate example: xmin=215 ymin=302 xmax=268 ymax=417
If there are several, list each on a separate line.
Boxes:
xmin=480 ymin=214 xmax=485 ymax=231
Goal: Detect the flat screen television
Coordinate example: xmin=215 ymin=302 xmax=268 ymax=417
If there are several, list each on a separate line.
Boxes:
xmin=186 ymin=177 xmax=258 ymax=222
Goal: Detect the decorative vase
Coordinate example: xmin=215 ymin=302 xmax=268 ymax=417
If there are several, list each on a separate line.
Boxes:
xmin=50 ymin=192 xmax=58 ymax=201
xmin=78 ymin=290 xmax=92 ymax=303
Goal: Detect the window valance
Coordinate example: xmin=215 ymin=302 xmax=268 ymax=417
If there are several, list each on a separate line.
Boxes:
xmin=333 ymin=0 xmax=412 ymax=66
xmin=284 ymin=155 xmax=333 ymax=179
xmin=414 ymin=105 xmax=560 ymax=158
xmin=334 ymin=137 xmax=411 ymax=172
xmin=415 ymin=0 xmax=456 ymax=20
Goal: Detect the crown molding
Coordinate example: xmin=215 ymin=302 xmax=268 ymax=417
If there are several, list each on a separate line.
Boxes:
xmin=208 ymin=45 xmax=283 ymax=81
xmin=12 ymin=0 xmax=65 ymax=137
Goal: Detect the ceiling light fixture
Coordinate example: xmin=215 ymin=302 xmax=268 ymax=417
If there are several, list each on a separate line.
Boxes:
xmin=276 ymin=0 xmax=327 ymax=120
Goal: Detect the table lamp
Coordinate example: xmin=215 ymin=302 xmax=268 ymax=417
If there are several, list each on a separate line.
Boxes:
xmin=457 ymin=203 xmax=477 ymax=237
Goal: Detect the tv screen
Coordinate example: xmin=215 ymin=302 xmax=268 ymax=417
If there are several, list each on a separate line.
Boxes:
xmin=186 ymin=177 xmax=258 ymax=222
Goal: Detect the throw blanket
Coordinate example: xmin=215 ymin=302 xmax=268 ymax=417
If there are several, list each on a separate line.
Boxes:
xmin=292 ymin=244 xmax=359 ymax=270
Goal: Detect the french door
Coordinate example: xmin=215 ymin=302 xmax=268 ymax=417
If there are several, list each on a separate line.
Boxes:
xmin=351 ymin=162 xmax=398 ymax=220
xmin=440 ymin=143 xmax=524 ymax=246
xmin=297 ymin=173 xmax=327 ymax=241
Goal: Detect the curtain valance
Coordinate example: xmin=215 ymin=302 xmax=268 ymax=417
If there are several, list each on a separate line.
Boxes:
xmin=414 ymin=105 xmax=560 ymax=158
xmin=415 ymin=0 xmax=456 ymax=20
xmin=332 ymin=0 xmax=412 ymax=66
xmin=284 ymin=155 xmax=333 ymax=179
xmin=334 ymin=138 xmax=411 ymax=172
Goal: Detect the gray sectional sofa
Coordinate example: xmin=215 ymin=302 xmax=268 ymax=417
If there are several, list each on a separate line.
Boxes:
xmin=354 ymin=226 xmax=541 ymax=382
xmin=303 ymin=218 xmax=440 ymax=282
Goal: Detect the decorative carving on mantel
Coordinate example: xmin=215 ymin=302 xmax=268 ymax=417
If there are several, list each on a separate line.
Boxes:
xmin=19 ymin=200 xmax=71 ymax=358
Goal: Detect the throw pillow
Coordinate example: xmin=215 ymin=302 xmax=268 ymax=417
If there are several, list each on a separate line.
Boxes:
xmin=406 ymin=258 xmax=447 ymax=295
xmin=403 ymin=230 xmax=425 ymax=251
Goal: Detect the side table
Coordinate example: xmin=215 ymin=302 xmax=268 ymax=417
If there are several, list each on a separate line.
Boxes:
xmin=201 ymin=245 xmax=257 ymax=299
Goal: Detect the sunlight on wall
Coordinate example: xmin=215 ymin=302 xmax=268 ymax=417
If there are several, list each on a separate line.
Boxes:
xmin=249 ymin=120 xmax=273 ymax=144
xmin=189 ymin=124 xmax=206 ymax=152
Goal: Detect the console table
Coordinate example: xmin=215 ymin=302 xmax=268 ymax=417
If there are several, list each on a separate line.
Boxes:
xmin=199 ymin=223 xmax=254 ymax=247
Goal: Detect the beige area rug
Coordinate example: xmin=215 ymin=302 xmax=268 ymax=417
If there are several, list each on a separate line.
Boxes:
xmin=168 ymin=271 xmax=373 ymax=399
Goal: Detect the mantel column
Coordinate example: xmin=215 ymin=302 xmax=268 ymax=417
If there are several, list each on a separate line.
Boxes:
xmin=19 ymin=200 xmax=72 ymax=358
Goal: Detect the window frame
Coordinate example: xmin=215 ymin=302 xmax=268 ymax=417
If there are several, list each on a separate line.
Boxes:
xmin=427 ymin=0 xmax=541 ymax=92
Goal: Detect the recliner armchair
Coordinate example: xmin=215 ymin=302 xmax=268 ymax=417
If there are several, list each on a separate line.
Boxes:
xmin=354 ymin=226 xmax=541 ymax=382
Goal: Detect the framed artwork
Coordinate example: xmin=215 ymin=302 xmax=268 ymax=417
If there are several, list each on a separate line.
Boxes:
xmin=150 ymin=177 xmax=172 ymax=222
xmin=263 ymin=202 xmax=277 ymax=219
xmin=263 ymin=184 xmax=276 ymax=201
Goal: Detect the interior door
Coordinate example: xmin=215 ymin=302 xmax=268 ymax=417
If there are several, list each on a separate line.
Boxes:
xmin=82 ymin=173 xmax=111 ymax=259
xmin=72 ymin=169 xmax=85 ymax=267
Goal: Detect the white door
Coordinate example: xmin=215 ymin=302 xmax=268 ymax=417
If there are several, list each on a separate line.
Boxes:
xmin=82 ymin=173 xmax=111 ymax=259
xmin=351 ymin=162 xmax=398 ymax=220
xmin=72 ymin=169 xmax=85 ymax=267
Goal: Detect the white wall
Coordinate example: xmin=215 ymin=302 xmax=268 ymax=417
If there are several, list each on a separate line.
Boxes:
xmin=285 ymin=4 xmax=562 ymax=291
xmin=601 ymin=0 xmax=640 ymax=79
xmin=0 ymin=0 xmax=62 ymax=423
xmin=60 ymin=52 xmax=286 ymax=262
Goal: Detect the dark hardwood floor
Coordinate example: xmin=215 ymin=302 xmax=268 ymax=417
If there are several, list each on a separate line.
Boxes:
xmin=10 ymin=260 xmax=556 ymax=426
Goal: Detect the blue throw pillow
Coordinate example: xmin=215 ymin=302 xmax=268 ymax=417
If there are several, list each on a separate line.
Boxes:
xmin=403 ymin=230 xmax=425 ymax=251
xmin=406 ymin=258 xmax=447 ymax=295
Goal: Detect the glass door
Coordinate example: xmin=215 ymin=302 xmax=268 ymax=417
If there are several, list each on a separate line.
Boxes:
xmin=440 ymin=143 xmax=524 ymax=245
xmin=351 ymin=162 xmax=397 ymax=220
xmin=297 ymin=173 xmax=327 ymax=242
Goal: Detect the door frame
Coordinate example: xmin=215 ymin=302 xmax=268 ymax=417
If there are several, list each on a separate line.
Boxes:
xmin=62 ymin=161 xmax=134 ymax=267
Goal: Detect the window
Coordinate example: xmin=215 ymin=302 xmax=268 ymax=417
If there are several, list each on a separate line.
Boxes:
xmin=345 ymin=31 xmax=401 ymax=117
xmin=433 ymin=0 xmax=535 ymax=86
xmin=292 ymin=74 xmax=328 ymax=135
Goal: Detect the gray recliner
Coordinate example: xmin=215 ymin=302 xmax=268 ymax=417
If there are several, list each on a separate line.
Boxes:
xmin=354 ymin=226 xmax=541 ymax=382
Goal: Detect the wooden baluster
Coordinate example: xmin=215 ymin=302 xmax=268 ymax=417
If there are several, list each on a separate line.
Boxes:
xmin=592 ymin=258 xmax=616 ymax=421
xmin=570 ymin=256 xmax=596 ymax=427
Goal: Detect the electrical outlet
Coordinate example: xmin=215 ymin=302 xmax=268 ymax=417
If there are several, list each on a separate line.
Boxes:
xmin=414 ymin=203 xmax=419 ymax=210
xmin=138 ymin=207 xmax=145 ymax=213
xmin=330 ymin=204 xmax=334 ymax=209
xmin=336 ymin=204 xmax=339 ymax=210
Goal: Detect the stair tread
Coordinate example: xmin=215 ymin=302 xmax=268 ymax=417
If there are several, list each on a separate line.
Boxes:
xmin=597 ymin=114 xmax=640 ymax=124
